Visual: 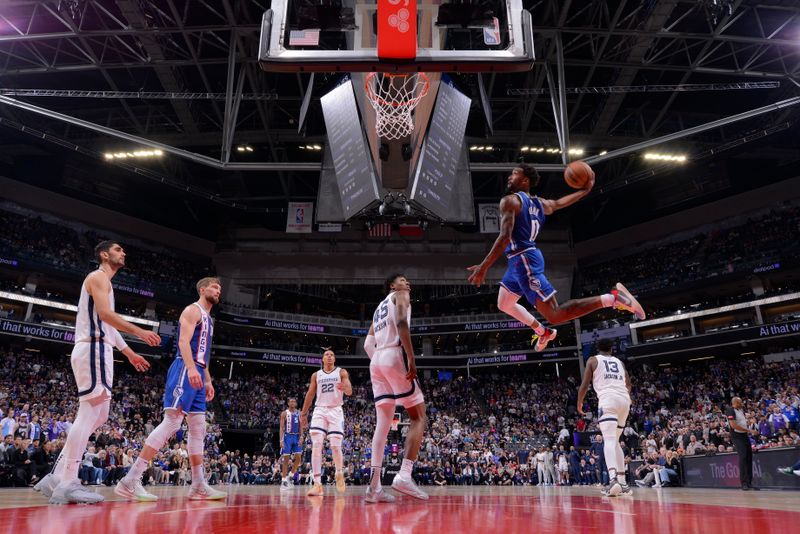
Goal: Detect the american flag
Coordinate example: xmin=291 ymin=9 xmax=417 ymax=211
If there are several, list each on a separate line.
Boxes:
xmin=369 ymin=223 xmax=392 ymax=238
xmin=289 ymin=29 xmax=320 ymax=46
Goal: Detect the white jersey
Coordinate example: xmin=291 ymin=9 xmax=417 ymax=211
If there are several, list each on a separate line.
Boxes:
xmin=372 ymin=291 xmax=411 ymax=351
xmin=592 ymin=354 xmax=630 ymax=401
xmin=315 ymin=367 xmax=344 ymax=408
xmin=74 ymin=270 xmax=119 ymax=345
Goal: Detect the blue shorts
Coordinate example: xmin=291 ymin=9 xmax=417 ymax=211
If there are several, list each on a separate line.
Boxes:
xmin=500 ymin=248 xmax=556 ymax=305
xmin=163 ymin=358 xmax=207 ymax=413
xmin=281 ymin=434 xmax=302 ymax=455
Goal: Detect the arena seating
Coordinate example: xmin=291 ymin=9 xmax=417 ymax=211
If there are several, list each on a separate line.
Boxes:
xmin=2 ymin=345 xmax=797 ymax=488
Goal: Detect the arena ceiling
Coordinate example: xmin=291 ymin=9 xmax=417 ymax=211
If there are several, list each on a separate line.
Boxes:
xmin=0 ymin=0 xmax=798 ymax=239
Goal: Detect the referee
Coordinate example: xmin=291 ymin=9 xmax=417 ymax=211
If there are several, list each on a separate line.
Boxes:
xmin=725 ymin=397 xmax=759 ymax=491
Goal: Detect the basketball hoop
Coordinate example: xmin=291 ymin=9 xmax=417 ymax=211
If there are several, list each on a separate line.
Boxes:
xmin=365 ymin=72 xmax=430 ymax=140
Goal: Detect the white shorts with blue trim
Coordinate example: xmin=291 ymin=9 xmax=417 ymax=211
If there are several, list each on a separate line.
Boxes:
xmin=597 ymin=393 xmax=631 ymax=429
xmin=370 ymin=347 xmax=425 ymax=409
xmin=310 ymin=406 xmax=345 ymax=437
xmin=71 ymin=341 xmax=114 ymax=401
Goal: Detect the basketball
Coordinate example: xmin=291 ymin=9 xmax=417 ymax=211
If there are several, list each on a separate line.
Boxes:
xmin=564 ymin=161 xmax=594 ymax=189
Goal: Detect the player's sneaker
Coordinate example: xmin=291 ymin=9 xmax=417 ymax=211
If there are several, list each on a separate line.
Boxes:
xmin=365 ymin=487 xmax=396 ymax=503
xmin=114 ymin=477 xmax=158 ymax=502
xmin=601 ymin=482 xmax=622 ymax=497
xmin=49 ymin=479 xmax=105 ymax=505
xmin=280 ymin=479 xmax=291 ymax=491
xmin=619 ymin=484 xmax=633 ymax=496
xmin=532 ymin=328 xmax=557 ymax=352
xmin=188 ymin=482 xmax=227 ymax=500
xmin=391 ymin=474 xmax=429 ymax=500
xmin=307 ymin=483 xmax=324 ymax=497
xmin=335 ymin=472 xmax=346 ymax=493
xmin=33 ymin=473 xmax=60 ymax=498
xmin=612 ymin=283 xmax=646 ymax=320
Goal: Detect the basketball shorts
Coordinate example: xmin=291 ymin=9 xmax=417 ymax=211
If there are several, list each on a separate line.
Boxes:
xmin=310 ymin=406 xmax=345 ymax=438
xmin=597 ymin=394 xmax=631 ymax=429
xmin=370 ymin=347 xmax=425 ymax=409
xmin=281 ymin=434 xmax=302 ymax=455
xmin=163 ymin=358 xmax=207 ymax=413
xmin=500 ymin=248 xmax=556 ymax=305
xmin=72 ymin=341 xmax=114 ymax=400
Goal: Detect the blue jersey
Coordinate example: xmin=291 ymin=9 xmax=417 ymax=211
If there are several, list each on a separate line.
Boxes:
xmin=176 ymin=303 xmax=213 ymax=368
xmin=504 ymin=192 xmax=546 ymax=258
xmin=284 ymin=410 xmax=301 ymax=434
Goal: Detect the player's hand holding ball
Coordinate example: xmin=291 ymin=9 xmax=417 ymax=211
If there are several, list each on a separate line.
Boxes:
xmin=564 ymin=161 xmax=595 ymax=191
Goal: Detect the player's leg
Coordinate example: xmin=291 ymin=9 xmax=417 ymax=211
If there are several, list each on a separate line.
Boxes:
xmin=535 ymin=285 xmax=644 ymax=324
xmin=328 ymin=407 xmax=346 ymax=493
xmin=598 ymin=403 xmax=622 ymax=496
xmin=186 ymin=410 xmax=226 ymax=500
xmin=116 ymin=408 xmax=184 ymax=501
xmin=50 ymin=342 xmax=113 ymax=504
xmin=308 ymin=428 xmax=326 ymax=496
xmin=615 ymin=403 xmax=631 ymax=493
xmin=498 ymin=261 xmax=557 ymax=351
xmin=391 ymin=392 xmax=429 ymax=500
xmin=366 ymin=399 xmax=395 ymax=502
xmin=49 ymin=393 xmax=110 ymax=504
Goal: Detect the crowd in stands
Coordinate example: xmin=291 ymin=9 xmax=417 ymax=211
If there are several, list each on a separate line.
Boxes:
xmin=577 ymin=204 xmax=800 ymax=299
xmin=0 ymin=207 xmax=211 ymax=298
xmin=3 ymin=340 xmax=798 ymax=490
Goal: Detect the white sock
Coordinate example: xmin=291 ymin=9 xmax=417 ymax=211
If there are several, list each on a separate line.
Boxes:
xmin=126 ymin=457 xmax=149 ymax=482
xmin=601 ymin=293 xmax=615 ymax=307
xmin=400 ymin=458 xmax=414 ymax=477
xmin=314 ymin=474 xmax=321 ymax=484
xmin=191 ymin=464 xmax=204 ymax=486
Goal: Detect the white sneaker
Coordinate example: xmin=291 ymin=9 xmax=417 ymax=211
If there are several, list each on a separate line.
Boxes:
xmin=613 ymin=283 xmax=646 ymax=320
xmin=280 ymin=479 xmax=291 ymax=491
xmin=601 ymin=482 xmax=622 ymax=497
xmin=188 ymin=483 xmax=227 ymax=501
xmin=365 ymin=487 xmax=396 ymax=503
xmin=49 ymin=479 xmax=105 ymax=505
xmin=33 ymin=473 xmax=60 ymax=499
xmin=115 ymin=478 xmax=158 ymax=502
xmin=391 ymin=474 xmax=429 ymax=500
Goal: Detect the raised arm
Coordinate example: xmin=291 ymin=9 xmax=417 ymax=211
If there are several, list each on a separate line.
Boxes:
xmin=576 ymin=357 xmax=597 ymax=416
xmin=539 ymin=175 xmax=595 ymax=215
xmin=467 ymin=194 xmax=521 ymax=287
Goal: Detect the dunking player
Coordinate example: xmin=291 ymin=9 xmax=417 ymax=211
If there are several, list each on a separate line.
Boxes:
xmin=300 ymin=349 xmax=352 ymax=496
xmin=115 ymin=277 xmax=226 ymax=501
xmin=280 ymin=398 xmax=303 ymax=490
xmin=363 ymin=274 xmax=428 ymax=503
xmin=40 ymin=241 xmax=161 ymax=504
xmin=577 ymin=338 xmax=633 ymax=497
xmin=467 ymin=164 xmax=645 ymax=350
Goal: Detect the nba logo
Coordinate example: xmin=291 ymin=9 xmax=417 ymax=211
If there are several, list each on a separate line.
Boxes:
xmin=484 ymin=17 xmax=501 ymax=46
xmin=296 ymin=208 xmax=304 ymax=224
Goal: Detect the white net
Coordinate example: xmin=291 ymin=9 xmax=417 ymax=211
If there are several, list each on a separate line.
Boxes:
xmin=365 ymin=73 xmax=430 ymax=140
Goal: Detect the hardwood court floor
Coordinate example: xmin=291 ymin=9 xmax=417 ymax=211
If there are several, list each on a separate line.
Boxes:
xmin=1 ymin=484 xmax=797 ymax=534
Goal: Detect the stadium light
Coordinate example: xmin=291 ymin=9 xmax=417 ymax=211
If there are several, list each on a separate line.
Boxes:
xmin=643 ymin=153 xmax=688 ymax=163
xmin=103 ymin=149 xmax=163 ymax=160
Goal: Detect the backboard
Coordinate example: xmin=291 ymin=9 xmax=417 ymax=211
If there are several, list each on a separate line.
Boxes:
xmin=258 ymin=0 xmax=534 ymax=73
